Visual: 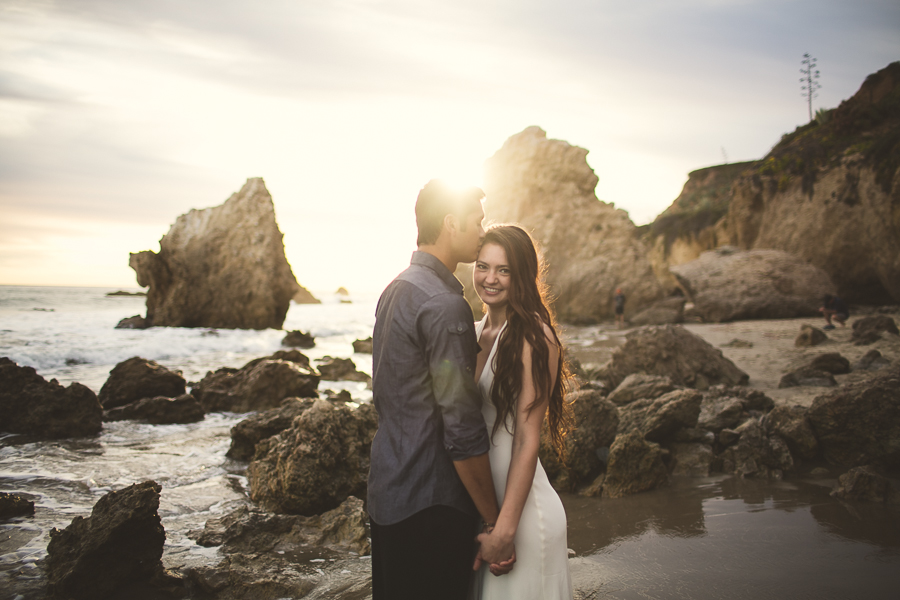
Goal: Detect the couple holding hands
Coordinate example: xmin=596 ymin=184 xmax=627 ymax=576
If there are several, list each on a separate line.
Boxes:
xmin=368 ymin=180 xmax=573 ymax=599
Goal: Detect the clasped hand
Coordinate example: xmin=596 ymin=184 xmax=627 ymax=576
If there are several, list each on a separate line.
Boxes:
xmin=473 ymin=530 xmax=516 ymax=576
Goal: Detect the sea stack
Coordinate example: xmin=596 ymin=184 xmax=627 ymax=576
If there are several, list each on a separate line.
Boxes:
xmin=482 ymin=126 xmax=664 ymax=322
xmin=129 ymin=178 xmax=317 ymax=329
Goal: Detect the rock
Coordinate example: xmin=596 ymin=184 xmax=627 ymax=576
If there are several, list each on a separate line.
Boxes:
xmin=106 ymin=290 xmax=147 ymax=297
xmin=129 ymin=178 xmax=314 ymax=329
xmin=852 ymin=349 xmax=891 ymax=371
xmin=257 ymin=349 xmax=311 ymax=368
xmin=628 ymin=296 xmax=685 ymax=326
xmin=851 ymin=315 xmax=899 ymax=345
xmin=795 ymin=324 xmax=828 ymax=347
xmin=0 ymin=357 xmax=102 ymax=438
xmin=352 ymin=337 xmax=373 ymax=354
xmin=697 ymin=395 xmax=744 ymax=432
xmin=807 ymin=366 xmax=900 ymax=468
xmin=617 ymin=389 xmax=703 ymax=443
xmin=669 ymin=443 xmax=714 ymax=477
xmin=248 ymin=400 xmax=378 ymax=515
xmin=606 ymin=374 xmax=676 ymax=406
xmin=670 ymin=247 xmax=834 ymax=322
xmin=604 ymin=325 xmax=749 ymax=390
xmin=602 ymin=430 xmax=669 ymax=498
xmin=719 ymin=419 xmax=794 ymax=478
xmin=540 ymin=390 xmax=619 ymax=492
xmin=830 ymin=466 xmax=899 ymax=504
xmin=718 ymin=428 xmax=740 ymax=446
xmin=103 ymin=394 xmax=205 ymax=424
xmin=0 ymin=492 xmax=34 ymax=519
xmin=46 ymin=481 xmax=175 ymax=600
xmin=807 ymin=353 xmax=851 ymax=374
xmin=193 ymin=496 xmax=370 ymax=555
xmin=282 ymin=330 xmax=315 ymax=349
xmin=293 ymin=285 xmax=320 ymax=305
xmin=778 ymin=366 xmax=837 ymax=388
xmin=671 ymin=427 xmax=716 ymax=444
xmin=765 ymin=405 xmax=819 ymax=460
xmin=723 ymin=63 xmax=900 ymax=304
xmin=227 ymin=398 xmax=314 ymax=461
xmin=479 ymin=126 xmax=665 ymax=322
xmin=194 ymin=358 xmax=319 ymax=413
xmin=98 ymin=357 xmax=186 ymax=410
xmin=115 ymin=315 xmax=149 ymax=329
xmin=722 ymin=338 xmax=754 ymax=348
xmin=315 ymin=356 xmax=371 ymax=383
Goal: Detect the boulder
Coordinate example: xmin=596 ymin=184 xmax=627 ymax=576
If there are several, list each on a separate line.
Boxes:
xmin=539 ymin=390 xmax=618 ymax=492
xmin=227 ymin=398 xmax=314 ymax=461
xmin=606 ymin=373 xmax=676 ymax=406
xmin=248 ymin=400 xmax=378 ymax=515
xmin=765 ymin=405 xmax=819 ymax=460
xmin=604 ymin=325 xmax=749 ymax=390
xmin=852 ymin=349 xmax=891 ymax=371
xmin=114 ymin=315 xmax=149 ymax=329
xmin=0 ymin=492 xmax=34 ymax=519
xmin=628 ymin=296 xmax=685 ymax=326
xmin=282 ymin=330 xmax=315 ymax=349
xmin=721 ymin=338 xmax=754 ymax=348
xmin=722 ymin=63 xmax=900 ymax=304
xmin=129 ymin=178 xmax=315 ymax=329
xmin=103 ymin=394 xmax=205 ymax=424
xmin=807 ymin=366 xmax=900 ymax=469
xmin=719 ymin=419 xmax=794 ymax=478
xmin=315 ymin=356 xmax=371 ymax=383
xmin=670 ymin=247 xmax=834 ymax=323
xmin=697 ymin=395 xmax=744 ymax=432
xmin=778 ymin=366 xmax=837 ymax=388
xmin=0 ymin=357 xmax=102 ymax=438
xmin=795 ymin=324 xmax=828 ymax=347
xmin=807 ymin=353 xmax=851 ymax=374
xmin=352 ymin=337 xmax=373 ymax=354
xmin=46 ymin=481 xmax=175 ymax=600
xmin=669 ymin=443 xmax=714 ymax=477
xmin=98 ymin=357 xmax=186 ymax=410
xmin=194 ymin=358 xmax=319 ymax=413
xmin=851 ymin=315 xmax=899 ymax=345
xmin=830 ymin=466 xmax=899 ymax=504
xmin=193 ymin=495 xmax=370 ymax=555
xmin=602 ymin=430 xmax=669 ymax=498
xmin=478 ymin=126 xmax=665 ymax=322
xmin=617 ymin=389 xmax=703 ymax=443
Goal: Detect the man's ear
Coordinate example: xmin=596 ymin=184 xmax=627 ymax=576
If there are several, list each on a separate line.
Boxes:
xmin=443 ymin=213 xmax=459 ymax=237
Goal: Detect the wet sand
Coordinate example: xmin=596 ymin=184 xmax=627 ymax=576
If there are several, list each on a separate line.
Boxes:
xmin=559 ymin=315 xmax=900 ymax=599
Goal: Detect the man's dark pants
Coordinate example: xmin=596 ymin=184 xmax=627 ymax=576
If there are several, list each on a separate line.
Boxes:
xmin=371 ymin=504 xmax=479 ymax=600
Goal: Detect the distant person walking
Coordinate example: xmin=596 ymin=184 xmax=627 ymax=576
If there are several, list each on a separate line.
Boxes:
xmin=614 ymin=288 xmax=626 ymax=328
xmin=819 ymin=294 xmax=849 ymax=330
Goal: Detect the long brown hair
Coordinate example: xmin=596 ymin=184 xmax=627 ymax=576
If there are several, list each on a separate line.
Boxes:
xmin=482 ymin=225 xmax=572 ymax=458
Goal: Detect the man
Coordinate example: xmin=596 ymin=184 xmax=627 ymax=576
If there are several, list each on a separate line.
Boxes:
xmin=368 ymin=180 xmax=514 ymax=599
xmin=614 ymin=287 xmax=626 ymax=328
xmin=819 ymin=293 xmax=849 ymax=330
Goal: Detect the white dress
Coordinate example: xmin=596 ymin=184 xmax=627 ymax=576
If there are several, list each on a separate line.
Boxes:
xmin=472 ymin=318 xmax=573 ymax=600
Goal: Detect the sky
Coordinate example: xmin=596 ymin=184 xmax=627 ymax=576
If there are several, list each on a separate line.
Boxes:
xmin=1 ymin=0 xmax=898 ymax=295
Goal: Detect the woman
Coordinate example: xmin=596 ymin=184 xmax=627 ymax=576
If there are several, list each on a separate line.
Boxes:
xmin=471 ymin=224 xmax=573 ymax=599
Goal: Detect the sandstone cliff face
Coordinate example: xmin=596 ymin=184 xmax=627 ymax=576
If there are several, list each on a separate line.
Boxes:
xmin=130 ymin=178 xmax=315 ymax=329
xmin=480 ymin=127 xmax=664 ymax=322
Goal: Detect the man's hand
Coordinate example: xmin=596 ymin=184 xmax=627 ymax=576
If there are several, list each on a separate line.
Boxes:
xmin=472 ymin=531 xmax=515 ymax=576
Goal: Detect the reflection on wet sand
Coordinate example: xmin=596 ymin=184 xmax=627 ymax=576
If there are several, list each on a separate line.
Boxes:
xmin=563 ymin=475 xmax=900 ymax=599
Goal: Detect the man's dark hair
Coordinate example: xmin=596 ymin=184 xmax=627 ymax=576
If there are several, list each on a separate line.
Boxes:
xmin=415 ymin=180 xmax=485 ymax=246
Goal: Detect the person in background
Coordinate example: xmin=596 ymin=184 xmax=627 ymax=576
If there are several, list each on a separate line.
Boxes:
xmin=819 ymin=293 xmax=849 ymax=330
xmin=614 ymin=288 xmax=626 ymax=328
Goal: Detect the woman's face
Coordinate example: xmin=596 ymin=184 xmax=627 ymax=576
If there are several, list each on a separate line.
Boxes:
xmin=474 ymin=242 xmax=511 ymax=309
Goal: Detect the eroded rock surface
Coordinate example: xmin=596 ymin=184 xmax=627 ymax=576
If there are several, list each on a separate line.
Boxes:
xmin=670 ymin=247 xmax=833 ymax=322
xmin=315 ymin=357 xmax=371 ymax=383
xmin=830 ymin=466 xmax=899 ymax=504
xmin=479 ymin=126 xmax=665 ymax=322
xmin=0 ymin=492 xmax=34 ymax=519
xmin=617 ymin=389 xmax=703 ymax=443
xmin=194 ymin=356 xmax=319 ymax=413
xmin=227 ymin=398 xmax=314 ymax=461
xmin=606 ymin=374 xmax=677 ymax=406
xmin=98 ymin=357 xmax=186 ymax=410
xmin=0 ymin=357 xmax=102 ymax=438
xmin=851 ymin=315 xmax=899 ymax=346
xmin=103 ymin=394 xmax=205 ymax=424
xmin=602 ymin=430 xmax=669 ymax=498
xmin=129 ymin=178 xmax=315 ymax=329
xmin=795 ymin=324 xmax=828 ymax=347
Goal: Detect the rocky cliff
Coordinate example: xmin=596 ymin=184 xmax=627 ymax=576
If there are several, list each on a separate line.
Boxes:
xmin=130 ymin=178 xmax=316 ymax=329
xmin=479 ymin=126 xmax=664 ymax=323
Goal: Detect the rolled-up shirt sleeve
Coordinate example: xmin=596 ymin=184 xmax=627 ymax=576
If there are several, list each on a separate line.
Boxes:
xmin=418 ymin=294 xmax=490 ymax=462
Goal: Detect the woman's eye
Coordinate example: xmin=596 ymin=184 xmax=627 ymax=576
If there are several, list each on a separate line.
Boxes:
xmin=500 ymin=269 xmax=510 ymax=275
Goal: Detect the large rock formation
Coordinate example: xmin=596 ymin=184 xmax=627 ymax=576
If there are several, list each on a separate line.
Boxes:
xmin=722 ymin=62 xmax=900 ymax=304
xmin=0 ymin=357 xmax=102 ymax=438
xmin=670 ymin=247 xmax=834 ymax=322
xmin=129 ymin=178 xmax=317 ymax=329
xmin=98 ymin=357 xmax=186 ymax=410
xmin=479 ymin=126 xmax=665 ymax=322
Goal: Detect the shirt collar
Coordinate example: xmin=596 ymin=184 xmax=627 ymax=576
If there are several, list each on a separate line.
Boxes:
xmin=410 ymin=250 xmax=464 ymax=295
